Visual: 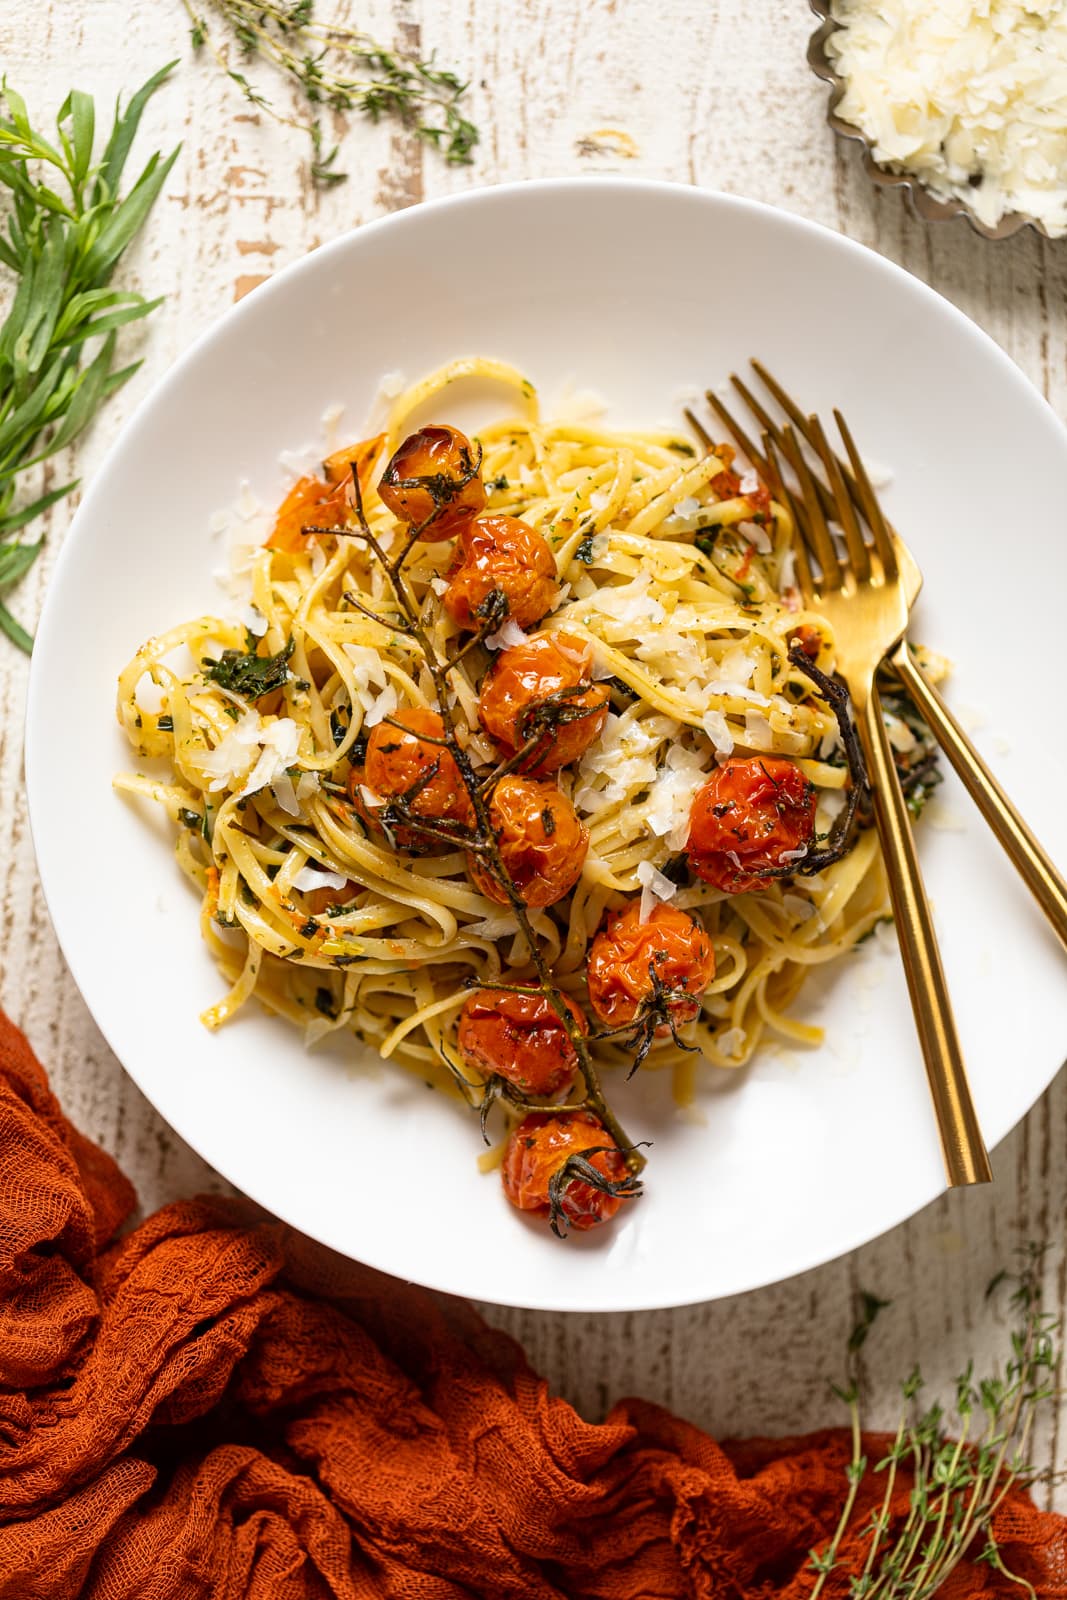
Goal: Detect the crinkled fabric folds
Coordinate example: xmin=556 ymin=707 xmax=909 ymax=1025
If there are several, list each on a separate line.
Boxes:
xmin=0 ymin=1012 xmax=1064 ymax=1598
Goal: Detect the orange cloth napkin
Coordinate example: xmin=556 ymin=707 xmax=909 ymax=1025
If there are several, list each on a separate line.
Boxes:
xmin=0 ymin=1009 xmax=1063 ymax=1598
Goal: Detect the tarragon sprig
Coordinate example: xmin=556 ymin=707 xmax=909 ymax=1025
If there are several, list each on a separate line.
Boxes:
xmin=0 ymin=64 xmax=178 ymax=651
xmin=811 ymin=1247 xmax=1059 ymax=1599
xmin=183 ymin=0 xmax=478 ymax=183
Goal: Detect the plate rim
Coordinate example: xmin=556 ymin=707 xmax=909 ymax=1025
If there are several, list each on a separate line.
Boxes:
xmin=25 ymin=176 xmax=1067 ymax=1312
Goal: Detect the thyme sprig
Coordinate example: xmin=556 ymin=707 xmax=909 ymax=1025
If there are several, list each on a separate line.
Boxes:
xmin=546 ymin=1148 xmax=645 ymax=1239
xmin=811 ymin=1248 xmax=1059 ymax=1599
xmin=183 ymin=0 xmax=478 ymax=183
xmin=0 ymin=66 xmax=177 ymax=651
xmin=320 ymin=470 xmax=646 ymax=1181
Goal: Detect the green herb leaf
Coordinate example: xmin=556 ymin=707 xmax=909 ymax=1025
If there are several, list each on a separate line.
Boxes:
xmin=0 ymin=479 xmax=76 ymax=538
xmin=0 ymin=538 xmax=41 ymax=589
xmin=0 ymin=67 xmax=176 ymax=653
xmin=0 ymin=596 xmax=33 ymax=652
xmin=204 ymin=636 xmax=295 ymax=698
xmin=99 ymin=61 xmax=178 ymax=194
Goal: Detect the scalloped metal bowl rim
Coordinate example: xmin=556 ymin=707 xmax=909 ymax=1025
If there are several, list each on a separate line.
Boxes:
xmin=807 ymin=0 xmax=1051 ymax=243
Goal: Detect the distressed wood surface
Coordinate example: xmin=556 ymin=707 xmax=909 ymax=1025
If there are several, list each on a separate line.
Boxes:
xmin=3 ymin=0 xmax=1066 ymax=1496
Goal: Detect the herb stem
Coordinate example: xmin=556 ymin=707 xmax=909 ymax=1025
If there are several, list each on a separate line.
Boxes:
xmin=337 ymin=484 xmax=644 ymax=1176
xmin=816 ymin=1256 xmax=1058 ymax=1599
xmin=185 ymin=0 xmax=478 ymax=181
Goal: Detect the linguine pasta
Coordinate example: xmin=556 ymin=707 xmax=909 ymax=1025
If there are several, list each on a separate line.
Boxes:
xmin=115 ymin=358 xmax=904 ymax=1121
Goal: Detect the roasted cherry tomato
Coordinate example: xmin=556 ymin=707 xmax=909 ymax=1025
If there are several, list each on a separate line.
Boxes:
xmin=350 ymin=707 xmax=474 ymax=850
xmin=686 ymin=756 xmax=816 ymax=893
xmin=322 ymin=432 xmax=386 ymax=488
xmin=586 ymin=900 xmax=715 ymax=1030
xmin=478 ymin=632 xmax=610 ymax=775
xmin=502 ymin=1110 xmax=635 ymax=1232
xmin=790 ymin=622 xmax=824 ymax=662
xmin=468 ymin=776 xmax=587 ymax=908
xmin=443 ymin=515 xmax=560 ymax=632
xmin=457 ymin=988 xmax=586 ymax=1097
xmin=267 ymin=474 xmax=350 ymax=554
xmin=710 ymin=444 xmax=773 ymax=521
xmin=378 ymin=424 xmax=486 ymax=538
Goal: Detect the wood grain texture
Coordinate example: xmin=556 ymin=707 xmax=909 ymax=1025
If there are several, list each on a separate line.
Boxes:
xmin=4 ymin=0 xmax=1065 ymax=1501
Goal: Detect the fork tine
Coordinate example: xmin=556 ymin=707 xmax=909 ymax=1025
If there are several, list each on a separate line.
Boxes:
xmin=683 ymin=406 xmax=714 ymax=452
xmin=780 ymin=423 xmax=843 ymax=590
xmin=762 ymin=432 xmax=814 ymax=605
xmin=834 ymin=408 xmax=898 ymax=578
xmin=751 ymin=360 xmax=820 ymax=447
xmin=733 ymin=370 xmax=841 ymax=526
xmin=807 ymin=412 xmax=871 ymax=584
xmin=703 ymin=390 xmax=771 ymax=478
xmin=729 ymin=372 xmax=783 ymax=447
xmin=751 ymin=361 xmax=871 ymax=517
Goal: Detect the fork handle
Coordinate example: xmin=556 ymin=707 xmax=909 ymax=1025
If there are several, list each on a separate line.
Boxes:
xmin=857 ymin=681 xmax=993 ymax=1188
xmin=891 ymin=641 xmax=1067 ymax=953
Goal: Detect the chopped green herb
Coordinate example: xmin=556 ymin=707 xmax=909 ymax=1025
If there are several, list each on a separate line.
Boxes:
xmin=606 ymin=675 xmax=639 ymax=703
xmin=314 ymin=986 xmax=337 ymax=1019
xmin=204 ymin=636 xmax=294 ymax=698
xmin=157 ymin=713 xmax=174 ymax=732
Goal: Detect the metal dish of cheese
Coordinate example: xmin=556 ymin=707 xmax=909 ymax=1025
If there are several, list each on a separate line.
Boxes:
xmin=809 ymin=0 xmax=1067 ymax=241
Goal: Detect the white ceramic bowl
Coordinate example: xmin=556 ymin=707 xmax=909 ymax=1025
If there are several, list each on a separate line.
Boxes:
xmin=26 ymin=180 xmax=1067 ymax=1312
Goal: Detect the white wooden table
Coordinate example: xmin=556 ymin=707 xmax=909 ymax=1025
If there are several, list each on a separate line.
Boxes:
xmin=6 ymin=0 xmax=1066 ymax=1497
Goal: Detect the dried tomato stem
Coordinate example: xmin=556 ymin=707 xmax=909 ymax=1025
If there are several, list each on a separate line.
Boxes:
xmin=335 ymin=484 xmax=645 ymax=1174
xmin=442 ymin=604 xmax=507 ymax=673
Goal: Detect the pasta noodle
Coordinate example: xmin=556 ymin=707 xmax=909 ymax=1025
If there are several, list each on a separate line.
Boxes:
xmin=115 ymin=357 xmax=902 ymax=1120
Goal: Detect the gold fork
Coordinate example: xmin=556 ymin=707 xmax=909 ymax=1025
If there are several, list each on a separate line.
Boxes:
xmin=714 ymin=362 xmax=1067 ymax=957
xmin=691 ymin=375 xmax=992 ymax=1188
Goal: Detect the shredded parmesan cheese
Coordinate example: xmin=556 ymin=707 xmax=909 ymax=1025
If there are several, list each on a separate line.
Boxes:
xmin=828 ymin=0 xmax=1067 ymax=236
xmin=484 ymin=618 xmax=528 ymax=651
xmin=293 ymin=864 xmax=349 ymax=893
xmin=718 ymin=1027 xmax=747 ymax=1060
xmin=637 ymin=859 xmax=678 ymax=922
xmin=242 ymin=604 xmax=268 ymax=638
xmin=363 ymin=684 xmax=399 ymax=728
xmin=271 ymin=773 xmax=301 ymax=816
xmin=240 ymin=718 xmax=301 ymax=798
